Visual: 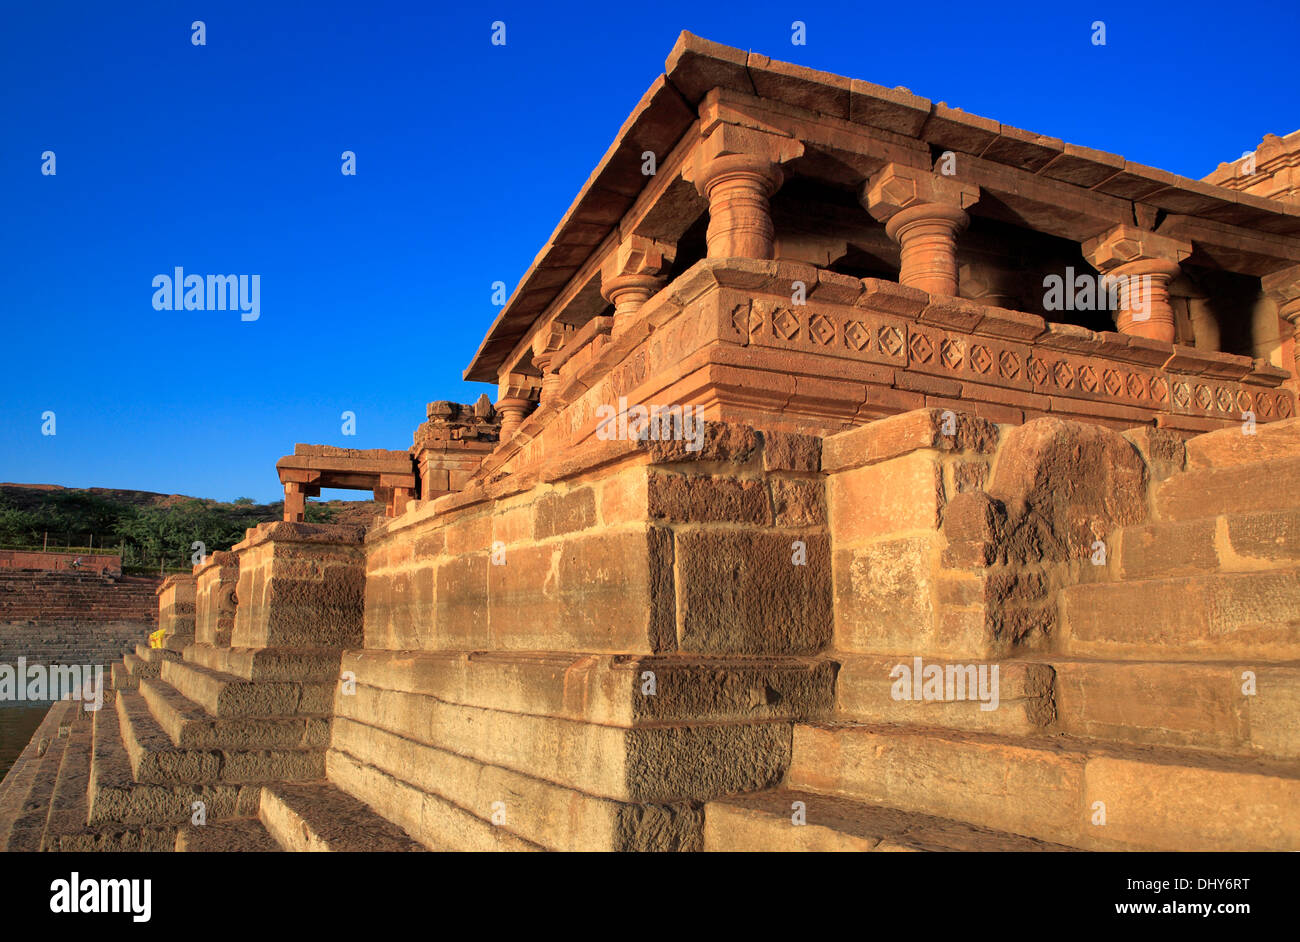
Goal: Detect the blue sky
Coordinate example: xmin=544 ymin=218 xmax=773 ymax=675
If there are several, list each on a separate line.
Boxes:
xmin=2 ymin=0 xmax=1295 ymax=502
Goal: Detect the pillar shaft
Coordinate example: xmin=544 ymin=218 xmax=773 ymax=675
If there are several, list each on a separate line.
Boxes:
xmin=886 ymin=203 xmax=969 ymax=297
xmin=862 ymin=163 xmax=978 ymax=299
xmin=495 ymin=396 xmax=532 ymax=442
xmin=599 ymin=236 xmax=674 ymax=337
xmin=1105 ymin=258 xmax=1182 ymax=342
xmin=1263 ymin=266 xmax=1300 ymax=385
xmin=1083 ymin=225 xmax=1191 ymax=345
xmin=693 ymin=154 xmax=783 ymax=259
xmin=283 ymin=482 xmax=305 ymax=522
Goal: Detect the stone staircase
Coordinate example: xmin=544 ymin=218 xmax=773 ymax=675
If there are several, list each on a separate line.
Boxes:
xmin=0 ymin=571 xmax=160 ymax=624
xmin=0 ymin=571 xmax=160 ymax=670
xmin=706 ymin=417 xmax=1300 ymax=852
xmin=0 ymin=639 xmax=344 ymax=851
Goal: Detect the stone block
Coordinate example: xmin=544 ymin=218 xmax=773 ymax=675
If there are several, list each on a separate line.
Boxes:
xmin=647 ymin=471 xmax=772 ymax=525
xmin=828 ymin=451 xmax=944 ymax=545
xmin=823 ymin=408 xmax=997 ymax=473
xmin=675 ymin=531 xmax=831 ymax=654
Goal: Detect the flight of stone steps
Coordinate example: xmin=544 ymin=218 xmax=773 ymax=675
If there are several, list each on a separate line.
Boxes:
xmin=707 ymin=418 xmax=1300 ymax=852
xmin=0 ymin=571 xmax=160 ymax=670
xmin=0 ymin=571 xmax=160 ymax=623
xmin=0 ymin=639 xmax=355 ymax=851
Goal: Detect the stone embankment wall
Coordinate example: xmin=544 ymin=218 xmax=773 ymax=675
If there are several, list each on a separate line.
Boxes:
xmin=0 ymin=570 xmax=161 ymax=670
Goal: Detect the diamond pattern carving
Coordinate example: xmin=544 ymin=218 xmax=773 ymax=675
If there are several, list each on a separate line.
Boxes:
xmin=845 ymin=320 xmax=870 ymax=352
xmin=809 ymin=314 xmax=834 ymax=346
xmin=773 ymin=309 xmax=799 ymax=341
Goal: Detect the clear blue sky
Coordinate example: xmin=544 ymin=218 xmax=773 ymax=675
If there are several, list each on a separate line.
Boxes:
xmin=2 ymin=0 xmax=1295 ymax=502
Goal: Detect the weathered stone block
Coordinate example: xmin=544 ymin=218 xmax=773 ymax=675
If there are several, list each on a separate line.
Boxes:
xmin=534 ymin=488 xmax=597 ymax=539
xmin=823 ymin=408 xmax=998 ymax=473
xmin=676 ymin=531 xmax=831 ymax=654
xmin=647 ymin=471 xmax=771 ymax=525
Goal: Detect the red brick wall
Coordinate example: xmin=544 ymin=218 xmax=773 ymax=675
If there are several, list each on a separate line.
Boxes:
xmin=0 ymin=550 xmax=121 ymax=576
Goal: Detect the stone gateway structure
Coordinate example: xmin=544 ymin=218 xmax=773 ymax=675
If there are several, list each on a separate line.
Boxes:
xmin=3 ymin=34 xmax=1299 ymax=852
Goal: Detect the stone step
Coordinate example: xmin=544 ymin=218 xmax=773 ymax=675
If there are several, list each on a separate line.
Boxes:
xmin=123 ymin=652 xmax=161 ymax=680
xmin=54 ymin=822 xmax=179 ymax=852
xmin=111 ymin=660 xmax=138 ymax=691
xmin=1046 ymin=658 xmax=1300 ymax=759
xmin=340 ymin=649 xmax=833 ymax=727
xmin=40 ymin=706 xmax=94 ymax=850
xmin=176 ymin=817 xmax=281 ymax=852
xmin=0 ymin=701 xmax=72 ymax=850
xmin=161 ymin=658 xmax=335 ymax=718
xmin=1115 ymin=509 xmax=1300 ymax=580
xmin=1186 ymin=417 xmax=1300 ymax=470
xmin=138 ymin=676 xmax=331 ymax=751
xmin=704 ymin=789 xmax=1075 ymax=852
xmin=788 ymin=722 xmax=1300 ymax=851
xmin=331 ymin=716 xmax=702 ymax=851
xmin=326 ymin=747 xmax=541 ymax=851
xmin=134 ymin=644 xmax=183 ymax=665
xmin=87 ymin=699 xmax=260 ymax=827
xmin=184 ymin=644 xmax=343 ymax=683
xmin=259 ymin=782 xmax=426 ymax=852
xmin=335 ymin=683 xmax=790 ymax=802
xmin=116 ymin=689 xmax=325 ymax=785
xmin=1061 ymin=570 xmax=1300 ymax=661
xmin=832 ymin=655 xmax=1052 ymax=734
xmin=1155 ymin=456 xmax=1300 ymax=522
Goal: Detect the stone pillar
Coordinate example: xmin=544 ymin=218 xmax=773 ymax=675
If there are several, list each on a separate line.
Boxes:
xmin=600 ymin=236 xmax=675 ymax=337
xmin=1263 ymin=265 xmax=1300 ymax=381
xmin=495 ymin=398 xmax=531 ymax=440
xmin=684 ymin=124 xmax=803 ymax=260
xmin=862 ymin=164 xmax=979 ymax=297
xmin=388 ymin=485 xmax=415 ymax=517
xmin=530 ymin=323 xmax=575 ymax=400
xmin=155 ymin=573 xmax=196 ymax=652
xmin=495 ymin=374 xmax=540 ymax=443
xmin=1083 ymin=225 xmax=1192 ymax=344
xmin=283 ymin=482 xmax=306 ymax=522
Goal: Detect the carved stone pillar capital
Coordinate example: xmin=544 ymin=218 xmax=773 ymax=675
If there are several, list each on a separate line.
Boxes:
xmin=1263 ymin=265 xmax=1300 ymax=322
xmin=530 ymin=322 xmax=575 ymax=401
xmin=684 ymin=125 xmax=802 ymax=260
xmin=1082 ymin=225 xmax=1192 ymax=343
xmin=862 ymin=164 xmax=979 ymax=298
xmin=600 ymin=236 xmax=675 ymax=336
xmin=862 ymin=163 xmax=979 ymax=224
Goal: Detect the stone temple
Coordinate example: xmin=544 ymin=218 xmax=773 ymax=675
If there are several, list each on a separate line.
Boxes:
xmin=4 ymin=33 xmax=1300 ymax=852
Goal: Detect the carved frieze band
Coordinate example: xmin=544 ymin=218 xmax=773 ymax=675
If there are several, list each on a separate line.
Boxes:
xmin=735 ymin=299 xmax=1295 ymax=421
